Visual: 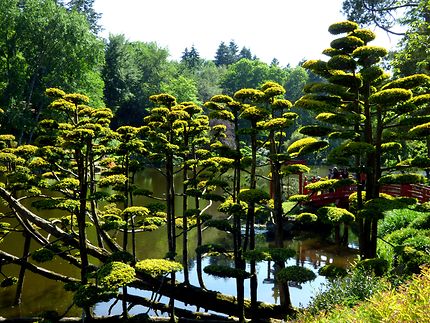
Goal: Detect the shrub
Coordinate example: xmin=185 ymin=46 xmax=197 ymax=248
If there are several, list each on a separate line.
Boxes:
xmin=288 ymin=194 xmax=310 ymax=202
xmin=97 ymin=262 xmax=135 ymax=291
xmin=296 ymin=266 xmax=430 ymax=322
xmin=384 ymin=227 xmax=422 ymax=245
xmin=195 ymin=244 xmax=227 ymax=255
xmin=409 ymin=212 xmax=430 ymax=230
xmin=238 ymin=189 xmax=270 ymax=204
xmin=318 ymin=264 xmax=347 ymax=279
xmin=276 ymin=266 xmax=316 ymax=284
xmin=205 ymin=219 xmax=232 ymax=232
xmin=135 ymin=259 xmax=183 ymax=277
xmin=294 ymin=212 xmax=318 ymax=223
xmin=379 ymin=173 xmax=426 ymax=185
xmin=74 ymin=284 xmax=114 ymax=308
xmin=306 ymin=268 xmax=390 ymax=315
xmin=379 ymin=228 xmax=430 ymax=274
xmin=378 ymin=208 xmax=419 ymax=237
xmin=317 ymin=206 xmax=355 ymax=224
xmin=31 ymin=248 xmax=55 ymax=263
xmin=1 ymin=276 xmax=18 ymax=288
xmin=355 ymin=258 xmax=389 ymax=276
xmin=244 ymin=248 xmax=296 ymax=262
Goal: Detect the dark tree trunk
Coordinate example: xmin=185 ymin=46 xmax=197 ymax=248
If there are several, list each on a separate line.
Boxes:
xmin=89 ymin=145 xmax=104 ymax=249
xmin=194 ymin=176 xmax=206 ymax=290
xmin=166 ymin=152 xmax=176 ymax=258
xmin=14 ymin=232 xmax=31 ymax=305
xmin=249 ymin=122 xmax=258 ymax=317
xmin=232 ymin=115 xmax=245 ymax=322
xmin=77 ymin=149 xmax=91 ymax=318
xmin=182 ymin=155 xmax=190 ymax=285
xmin=334 ymin=224 xmax=341 ymax=245
xmin=341 ymin=223 xmax=349 ymax=247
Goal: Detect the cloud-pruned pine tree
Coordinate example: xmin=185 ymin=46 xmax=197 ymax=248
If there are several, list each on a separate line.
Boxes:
xmin=297 ymin=20 xmax=430 ymax=259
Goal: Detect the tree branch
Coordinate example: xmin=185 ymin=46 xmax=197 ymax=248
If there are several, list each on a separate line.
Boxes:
xmin=0 ymin=250 xmax=79 ymax=284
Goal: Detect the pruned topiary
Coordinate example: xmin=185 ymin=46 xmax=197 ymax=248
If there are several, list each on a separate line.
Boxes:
xmin=276 ymin=266 xmax=317 ymax=284
xmin=135 ymin=259 xmax=183 ymax=277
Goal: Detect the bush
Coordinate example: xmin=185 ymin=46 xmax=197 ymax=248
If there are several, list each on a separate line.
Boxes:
xmin=135 ymin=259 xmax=183 ymax=277
xmin=379 ymin=228 xmax=430 ymax=275
xmin=306 ymin=267 xmax=390 ymax=315
xmin=295 ymin=266 xmax=430 ymax=322
xmin=276 ymin=266 xmax=316 ymax=284
xmin=318 ymin=264 xmax=347 ymax=279
xmin=384 ymin=227 xmax=422 ymax=245
xmin=355 ymin=258 xmax=388 ymax=276
xmin=378 ymin=208 xmax=419 ymax=237
xmin=409 ymin=212 xmax=430 ymax=230
xmin=97 ymin=262 xmax=135 ymax=291
xmin=379 ymin=173 xmax=426 ymax=185
xmin=294 ymin=212 xmax=318 ymax=223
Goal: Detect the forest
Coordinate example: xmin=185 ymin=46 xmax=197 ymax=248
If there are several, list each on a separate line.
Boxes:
xmin=0 ymin=0 xmax=430 ymax=322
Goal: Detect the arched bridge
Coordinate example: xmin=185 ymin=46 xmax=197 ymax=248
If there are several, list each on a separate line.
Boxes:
xmin=306 ymin=184 xmax=430 ymax=207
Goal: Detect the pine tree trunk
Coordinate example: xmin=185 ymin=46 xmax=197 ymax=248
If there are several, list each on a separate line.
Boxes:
xmin=342 ymin=223 xmax=349 ymax=247
xmin=166 ymin=152 xmax=176 ymax=258
xmin=249 ymin=123 xmax=258 ymax=317
xmin=77 ymin=149 xmax=91 ymax=318
xmin=334 ymin=224 xmax=341 ymax=245
xmin=182 ymin=161 xmax=189 ymax=285
xmin=14 ymin=232 xmax=31 ymax=305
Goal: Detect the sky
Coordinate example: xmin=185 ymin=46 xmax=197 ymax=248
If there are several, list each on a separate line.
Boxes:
xmin=93 ymin=0 xmax=402 ymax=67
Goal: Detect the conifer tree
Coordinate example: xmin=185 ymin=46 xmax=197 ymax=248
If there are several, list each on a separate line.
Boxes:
xmin=181 ymin=45 xmax=201 ymax=70
xmin=34 ymin=88 xmax=117 ymax=317
xmin=298 ymin=20 xmax=430 ymax=258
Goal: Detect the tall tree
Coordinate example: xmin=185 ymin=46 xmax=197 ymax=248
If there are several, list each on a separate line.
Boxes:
xmin=214 ymin=41 xmax=230 ymax=66
xmin=239 ymin=46 xmax=253 ymax=60
xmin=0 ymin=0 xmax=104 ymax=143
xmin=193 ymin=60 xmax=224 ymax=102
xmin=298 ymin=20 xmax=430 ymax=258
xmin=39 ymin=88 xmax=116 ymax=317
xmin=161 ymin=75 xmax=200 ymax=104
xmin=228 ymin=40 xmax=239 ymax=62
xmin=214 ymin=40 xmax=241 ymax=66
xmin=181 ymin=45 xmax=201 ymax=70
xmin=220 ymin=58 xmax=288 ymax=95
xmin=341 ymin=0 xmax=415 ymax=34
xmin=342 ymin=0 xmax=430 ymax=75
xmin=103 ymin=37 xmax=173 ymax=128
xmin=65 ymin=0 xmax=101 ymax=33
xmin=102 ymin=34 xmax=130 ymax=112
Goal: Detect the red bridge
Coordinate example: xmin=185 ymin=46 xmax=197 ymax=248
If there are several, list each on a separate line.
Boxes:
xmin=306 ymin=183 xmax=430 ymax=207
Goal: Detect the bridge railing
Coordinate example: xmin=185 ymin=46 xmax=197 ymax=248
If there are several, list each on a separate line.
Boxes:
xmin=380 ymin=184 xmax=430 ymax=203
xmin=307 ymin=183 xmax=430 ymax=205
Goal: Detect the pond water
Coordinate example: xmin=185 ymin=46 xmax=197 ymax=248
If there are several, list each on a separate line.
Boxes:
xmin=0 ymin=167 xmax=357 ymax=318
xmin=94 ymin=235 xmax=357 ymax=318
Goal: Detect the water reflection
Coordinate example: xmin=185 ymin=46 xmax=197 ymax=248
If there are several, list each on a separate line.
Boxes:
xmin=0 ymin=166 xmax=357 ymax=318
xmin=1 ymin=231 xmax=357 ymax=318
xmin=93 ymin=235 xmax=358 ymax=317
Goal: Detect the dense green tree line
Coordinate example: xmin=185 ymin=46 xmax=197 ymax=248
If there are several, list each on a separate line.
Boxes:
xmin=0 ymin=0 xmax=104 ymax=143
xmin=0 ymin=0 xmax=314 ymax=143
xmin=1 ymin=0 xmax=428 ymax=145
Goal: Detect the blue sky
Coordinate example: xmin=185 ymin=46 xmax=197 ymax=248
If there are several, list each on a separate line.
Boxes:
xmin=94 ymin=0 xmax=401 ymax=66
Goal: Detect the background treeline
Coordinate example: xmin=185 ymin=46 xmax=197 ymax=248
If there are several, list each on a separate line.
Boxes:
xmin=1 ymin=0 xmax=429 ymax=149
xmin=0 ymin=0 xmax=316 ymax=144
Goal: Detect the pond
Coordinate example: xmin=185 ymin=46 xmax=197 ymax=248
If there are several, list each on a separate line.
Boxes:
xmin=0 ymin=167 xmax=357 ymax=318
